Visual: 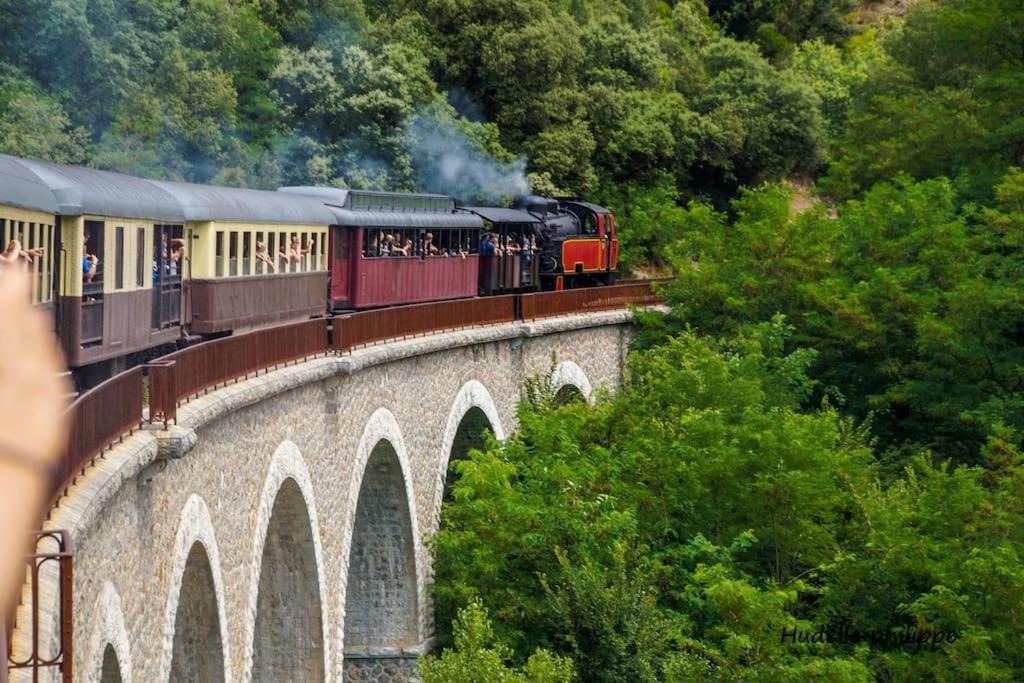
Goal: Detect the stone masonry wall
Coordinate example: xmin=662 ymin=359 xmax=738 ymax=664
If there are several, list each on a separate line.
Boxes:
xmin=13 ymin=310 xmax=637 ymax=683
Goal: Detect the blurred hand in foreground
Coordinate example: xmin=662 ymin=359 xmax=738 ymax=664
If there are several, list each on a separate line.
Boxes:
xmin=0 ymin=271 xmax=70 ymax=620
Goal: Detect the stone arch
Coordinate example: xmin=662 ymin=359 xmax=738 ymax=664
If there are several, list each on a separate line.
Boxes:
xmin=551 ymin=360 xmax=593 ymax=403
xmin=339 ymin=408 xmax=423 ymax=682
xmin=243 ymin=440 xmax=329 ymax=683
xmin=169 ymin=544 xmax=225 ymax=682
xmin=85 ymin=582 xmax=132 ymax=683
xmin=432 ymin=380 xmax=506 ymax=531
xmin=160 ymin=495 xmax=230 ymax=683
xmin=99 ymin=644 xmax=123 ymax=683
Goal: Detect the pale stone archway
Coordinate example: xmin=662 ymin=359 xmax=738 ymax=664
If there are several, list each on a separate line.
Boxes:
xmin=85 ymin=582 xmax=132 ymax=683
xmin=243 ymin=441 xmax=329 ymax=683
xmin=99 ymin=644 xmax=122 ymax=683
xmin=169 ymin=543 xmax=226 ymax=682
xmin=339 ymin=408 xmax=424 ymax=683
xmin=159 ymin=495 xmax=231 ymax=683
xmin=431 ymin=380 xmax=506 ymax=531
xmin=550 ymin=360 xmax=594 ymax=402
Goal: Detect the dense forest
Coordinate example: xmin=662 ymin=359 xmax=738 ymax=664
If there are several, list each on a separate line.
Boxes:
xmin=1 ymin=0 xmax=1021 ymax=680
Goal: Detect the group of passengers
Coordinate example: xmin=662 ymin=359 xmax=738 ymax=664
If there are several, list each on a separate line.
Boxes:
xmin=478 ymin=232 xmax=537 ymax=263
xmin=0 ymin=239 xmax=45 ymax=275
xmin=365 ymin=231 xmax=470 ymax=259
xmin=255 ymin=235 xmax=313 ymax=272
xmin=152 ymin=232 xmax=186 ymax=283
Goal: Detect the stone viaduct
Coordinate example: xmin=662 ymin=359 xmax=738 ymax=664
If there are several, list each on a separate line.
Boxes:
xmin=13 ymin=309 xmax=638 ymax=683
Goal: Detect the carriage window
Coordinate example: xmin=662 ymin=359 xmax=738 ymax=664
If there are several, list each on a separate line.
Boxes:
xmin=242 ymin=231 xmax=252 ymax=276
xmin=114 ymin=227 xmax=125 ymax=290
xmin=136 ymin=228 xmax=146 ymax=287
xmin=42 ymin=224 xmax=54 ymax=302
xmin=83 ymin=221 xmax=104 ymax=290
xmin=215 ymin=231 xmax=224 ymax=277
xmin=228 ymin=232 xmax=239 ymax=276
xmin=26 ymin=223 xmax=35 ymax=300
xmin=363 ymin=228 xmax=376 ymax=257
xmin=319 ymin=230 xmax=327 ymax=268
xmin=255 ymin=232 xmax=266 ymax=274
xmin=152 ymin=224 xmax=185 ymax=283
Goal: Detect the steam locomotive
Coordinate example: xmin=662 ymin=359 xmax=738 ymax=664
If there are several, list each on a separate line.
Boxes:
xmin=0 ymin=154 xmax=617 ymax=387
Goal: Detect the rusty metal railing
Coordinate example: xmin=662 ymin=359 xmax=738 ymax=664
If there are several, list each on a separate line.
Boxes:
xmin=51 ymin=368 xmax=144 ymax=510
xmin=6 ymin=530 xmax=73 ymax=683
xmin=148 ymin=317 xmax=330 ymax=425
xmin=333 ymin=296 xmax=518 ymax=352
xmin=520 ymin=281 xmax=664 ymax=320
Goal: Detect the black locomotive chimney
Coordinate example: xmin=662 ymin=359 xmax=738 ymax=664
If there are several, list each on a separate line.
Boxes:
xmin=513 ymin=195 xmax=558 ymax=216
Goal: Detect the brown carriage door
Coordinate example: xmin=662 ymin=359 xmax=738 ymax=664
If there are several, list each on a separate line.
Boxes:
xmin=331 ymin=227 xmax=350 ymax=303
xmin=152 ymin=224 xmax=183 ymax=330
xmin=82 ymin=220 xmax=105 ymax=345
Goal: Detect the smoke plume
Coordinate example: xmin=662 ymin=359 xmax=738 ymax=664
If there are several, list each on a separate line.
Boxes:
xmin=406 ymin=113 xmax=530 ymax=205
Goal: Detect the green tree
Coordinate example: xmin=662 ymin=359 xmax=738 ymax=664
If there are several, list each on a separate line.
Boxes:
xmin=434 ymin=324 xmax=1024 ymax=680
xmin=693 ymin=38 xmax=825 ymax=197
xmin=827 ymin=0 xmax=1024 ymax=201
xmin=419 ymin=600 xmax=574 ymax=683
xmin=0 ymin=92 xmax=88 ymax=163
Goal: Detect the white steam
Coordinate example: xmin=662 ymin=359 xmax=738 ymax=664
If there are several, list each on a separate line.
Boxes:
xmin=407 ymin=113 xmax=530 ymax=204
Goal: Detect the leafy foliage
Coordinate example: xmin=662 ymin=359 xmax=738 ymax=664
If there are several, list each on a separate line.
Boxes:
xmin=433 ymin=323 xmax=1024 ymax=681
xmin=826 ymin=0 xmax=1024 ymax=201
xmin=0 ymin=0 xmax=827 ymax=204
xmin=418 ymin=599 xmax=574 ymax=683
xmin=655 ymin=171 xmax=1024 ymax=463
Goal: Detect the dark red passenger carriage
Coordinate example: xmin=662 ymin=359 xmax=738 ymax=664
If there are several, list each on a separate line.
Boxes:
xmin=280 ymin=188 xmax=486 ymax=310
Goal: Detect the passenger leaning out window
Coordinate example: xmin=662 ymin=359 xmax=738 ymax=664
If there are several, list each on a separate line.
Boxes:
xmin=256 ymin=242 xmax=276 ymax=272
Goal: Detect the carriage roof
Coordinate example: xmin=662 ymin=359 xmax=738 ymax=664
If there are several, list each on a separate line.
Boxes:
xmin=0 ymin=154 xmax=477 ymax=226
xmin=458 ymin=207 xmax=541 ymax=224
xmin=0 ymin=154 xmax=184 ymax=221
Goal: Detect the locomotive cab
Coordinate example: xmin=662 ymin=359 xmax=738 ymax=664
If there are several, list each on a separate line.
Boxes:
xmin=559 ymin=200 xmax=619 ymax=284
xmin=514 ymin=196 xmax=618 ymax=290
